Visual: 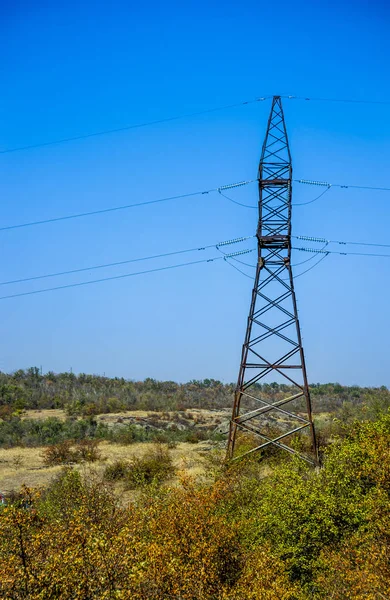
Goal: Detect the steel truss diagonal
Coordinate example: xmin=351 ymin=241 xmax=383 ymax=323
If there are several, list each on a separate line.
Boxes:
xmin=227 ymin=96 xmax=319 ymax=465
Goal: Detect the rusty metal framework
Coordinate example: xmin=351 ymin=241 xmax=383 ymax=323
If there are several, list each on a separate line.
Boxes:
xmin=227 ymin=96 xmax=318 ymax=465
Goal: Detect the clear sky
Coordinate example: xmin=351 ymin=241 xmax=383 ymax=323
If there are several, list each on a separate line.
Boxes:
xmin=1 ymin=0 xmax=390 ymax=385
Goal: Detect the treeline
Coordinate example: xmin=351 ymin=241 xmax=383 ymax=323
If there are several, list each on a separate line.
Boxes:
xmin=0 ymin=368 xmax=233 ymax=417
xmin=0 ymin=413 xmax=389 ymax=598
xmin=1 ymin=368 xmax=389 ymax=417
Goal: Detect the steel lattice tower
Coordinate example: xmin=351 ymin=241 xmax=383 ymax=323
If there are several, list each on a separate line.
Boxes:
xmin=227 ymin=96 xmax=318 ymax=465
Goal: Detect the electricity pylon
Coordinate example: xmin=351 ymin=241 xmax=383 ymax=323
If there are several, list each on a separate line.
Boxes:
xmin=227 ymin=96 xmax=318 ymax=465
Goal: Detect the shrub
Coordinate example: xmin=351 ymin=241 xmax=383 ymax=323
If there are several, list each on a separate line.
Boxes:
xmin=0 ymin=416 xmax=107 ymax=448
xmin=42 ymin=440 xmax=76 ymax=465
xmin=42 ymin=439 xmax=101 ymax=466
xmin=151 ymin=431 xmax=178 ymax=448
xmin=110 ymin=424 xmax=149 ymax=445
xmin=103 ymin=445 xmax=175 ymax=488
xmin=104 ymin=460 xmax=130 ymax=481
xmin=75 ymin=439 xmax=101 ymax=462
xmin=126 ymin=444 xmax=174 ymax=488
xmin=0 ymin=405 xmax=13 ymax=421
xmin=182 ymin=429 xmax=208 ymax=443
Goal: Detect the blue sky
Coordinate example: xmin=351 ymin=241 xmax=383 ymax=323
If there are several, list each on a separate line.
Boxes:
xmin=1 ymin=0 xmax=390 ymax=385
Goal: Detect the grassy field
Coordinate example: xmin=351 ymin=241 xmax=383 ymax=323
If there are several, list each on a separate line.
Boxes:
xmin=22 ymin=409 xmax=69 ymax=421
xmin=0 ymin=439 xmax=217 ymax=500
xmin=0 ymin=406 xmax=231 ymax=499
xmin=0 ymin=406 xmax=315 ymax=498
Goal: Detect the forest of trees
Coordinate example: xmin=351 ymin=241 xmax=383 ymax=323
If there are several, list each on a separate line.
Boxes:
xmin=1 ymin=367 xmax=389 ymax=416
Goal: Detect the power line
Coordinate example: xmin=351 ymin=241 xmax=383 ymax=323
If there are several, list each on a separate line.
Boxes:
xmin=292 ymin=243 xmax=329 ymax=266
xmin=216 ymin=244 xmax=257 ymax=270
xmin=0 ymin=179 xmax=257 ymax=232
xmin=3 ymin=93 xmax=389 ymax=156
xmin=223 ymin=258 xmax=254 ymax=280
xmin=294 ymin=252 xmax=329 ymax=278
xmin=2 ymin=175 xmax=388 ymax=234
xmin=294 ymin=235 xmax=390 ymax=250
xmin=295 ymin=178 xmax=390 ymax=192
xmin=218 ymin=189 xmax=257 ymax=209
xmin=283 ymin=95 xmax=390 ymax=106
xmin=0 ymin=97 xmax=272 ymax=155
xmin=281 ymin=249 xmax=329 ymax=281
xmin=0 ymin=235 xmax=254 ymax=286
xmin=219 ymin=177 xmax=390 ymax=214
xmin=220 ymin=241 xmax=330 ymax=280
xmin=230 ymin=256 xmax=257 ymax=267
xmin=292 ymin=186 xmax=331 ymax=206
xmin=219 ymin=244 xmax=329 ymax=269
xmin=9 ymin=241 xmax=378 ymax=301
xmin=0 ymin=249 xmax=255 ymax=301
xmin=294 ymin=246 xmax=390 ymax=258
xmin=224 ymin=248 xmax=329 ymax=282
xmin=1 ymin=173 xmax=387 ymax=238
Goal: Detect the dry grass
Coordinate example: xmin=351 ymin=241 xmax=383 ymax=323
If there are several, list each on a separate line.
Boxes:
xmin=23 ymin=409 xmax=68 ymax=421
xmin=96 ymin=408 xmax=229 ymax=426
xmin=1 ymin=407 xmax=227 ymax=499
xmin=0 ymin=441 xmax=215 ymax=497
xmin=0 ymin=446 xmax=62 ymax=492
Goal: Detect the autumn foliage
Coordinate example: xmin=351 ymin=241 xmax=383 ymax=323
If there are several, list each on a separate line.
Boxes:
xmin=0 ymin=413 xmax=389 ymax=599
